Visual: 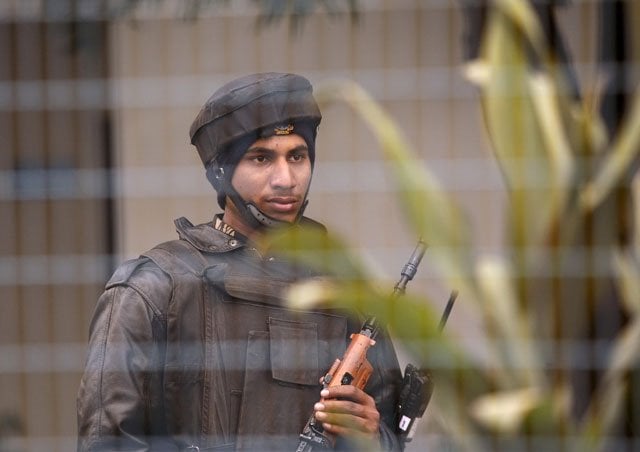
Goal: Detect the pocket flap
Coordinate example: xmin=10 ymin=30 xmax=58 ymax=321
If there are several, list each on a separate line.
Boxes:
xmin=268 ymin=317 xmax=319 ymax=386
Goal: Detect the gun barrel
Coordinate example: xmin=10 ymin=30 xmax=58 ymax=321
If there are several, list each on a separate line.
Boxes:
xmin=393 ymin=240 xmax=427 ymax=296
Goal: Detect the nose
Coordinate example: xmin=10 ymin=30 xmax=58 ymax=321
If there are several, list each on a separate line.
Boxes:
xmin=270 ymin=158 xmax=295 ymax=189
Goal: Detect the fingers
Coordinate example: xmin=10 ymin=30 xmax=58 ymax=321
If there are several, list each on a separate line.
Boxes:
xmin=314 ymin=405 xmax=379 ymax=436
xmin=321 ymin=385 xmax=376 ymax=407
xmin=313 ymin=386 xmax=380 ymax=438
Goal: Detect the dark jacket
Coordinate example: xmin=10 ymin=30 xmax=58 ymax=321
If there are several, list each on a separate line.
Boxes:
xmin=77 ymin=217 xmax=404 ymax=451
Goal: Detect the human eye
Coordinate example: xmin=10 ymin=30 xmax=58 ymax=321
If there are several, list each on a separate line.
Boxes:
xmin=246 ymin=152 xmax=269 ymax=164
xmin=289 ymin=150 xmax=308 ymax=163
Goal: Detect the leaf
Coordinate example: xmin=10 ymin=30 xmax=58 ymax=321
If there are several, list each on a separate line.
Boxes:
xmin=426 ymin=382 xmax=488 ymax=452
xmin=470 ymin=387 xmax=543 ymax=434
xmin=265 ymin=225 xmax=369 ymax=282
xmin=606 ymin=316 xmax=640 ymax=383
xmin=579 ymin=317 xmax=640 ymax=451
xmin=314 ymin=79 xmax=475 ymax=296
xmin=479 ymin=2 xmax=590 ymax=243
xmin=578 ymin=252 xmax=640 ymax=449
xmin=286 ymin=277 xmax=338 ymax=310
xmin=480 ymin=5 xmax=559 ymax=249
xmin=581 ymin=87 xmax=640 ymax=211
xmin=271 ymin=226 xmax=440 ymax=347
xmin=476 ymin=256 xmax=544 ymax=389
xmin=474 ymin=1 xmax=600 ymax=252
xmin=494 ymin=0 xmax=546 ymax=55
xmin=613 ymin=249 xmax=640 ymax=315
xmin=527 ymin=73 xmax=575 ymax=228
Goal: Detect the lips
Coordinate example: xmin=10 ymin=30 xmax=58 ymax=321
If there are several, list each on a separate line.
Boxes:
xmin=266 ymin=196 xmax=300 ymax=213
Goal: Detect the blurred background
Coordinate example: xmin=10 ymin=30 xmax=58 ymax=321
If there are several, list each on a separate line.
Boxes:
xmin=1 ymin=0 xmax=638 ymax=450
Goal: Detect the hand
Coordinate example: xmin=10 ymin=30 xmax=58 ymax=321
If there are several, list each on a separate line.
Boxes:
xmin=313 ymin=385 xmax=381 ymax=445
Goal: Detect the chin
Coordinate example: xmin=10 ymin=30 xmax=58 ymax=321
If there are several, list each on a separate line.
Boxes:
xmin=265 ymin=212 xmax=298 ymax=224
xmin=274 ymin=215 xmax=297 ymax=224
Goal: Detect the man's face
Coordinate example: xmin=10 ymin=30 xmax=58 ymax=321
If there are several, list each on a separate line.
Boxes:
xmin=228 ymin=133 xmax=312 ymax=225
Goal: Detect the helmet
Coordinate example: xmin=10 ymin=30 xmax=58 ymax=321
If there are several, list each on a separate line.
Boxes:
xmin=190 ymin=72 xmax=321 ymax=167
xmin=189 ymin=73 xmax=322 ymax=230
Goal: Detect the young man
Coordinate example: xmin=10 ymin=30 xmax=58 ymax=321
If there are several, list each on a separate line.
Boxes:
xmin=77 ymin=73 xmax=404 ymax=451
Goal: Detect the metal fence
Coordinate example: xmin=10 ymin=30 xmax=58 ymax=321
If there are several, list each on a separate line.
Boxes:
xmin=1 ymin=1 xmax=638 ymax=450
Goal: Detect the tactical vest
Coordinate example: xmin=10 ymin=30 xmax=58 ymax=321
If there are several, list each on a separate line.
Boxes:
xmin=142 ymin=238 xmax=356 ymax=451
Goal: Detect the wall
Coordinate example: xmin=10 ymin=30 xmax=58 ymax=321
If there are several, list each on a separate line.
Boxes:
xmin=0 ymin=3 xmax=111 ymax=450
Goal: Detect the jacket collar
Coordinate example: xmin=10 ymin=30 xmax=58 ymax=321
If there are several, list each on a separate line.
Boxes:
xmin=174 ymin=216 xmax=244 ymax=253
xmin=173 ymin=215 xmax=327 ymax=255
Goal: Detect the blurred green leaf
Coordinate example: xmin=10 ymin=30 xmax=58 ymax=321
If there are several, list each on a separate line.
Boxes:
xmin=524 ymin=384 xmax=573 ymax=440
xmin=469 ymin=386 xmax=542 ymax=434
xmin=315 ymin=79 xmax=475 ymax=296
xmin=266 ymin=225 xmax=369 ymax=281
xmin=475 ymin=256 xmax=544 ymax=390
xmin=426 ymin=383 xmax=487 ymax=452
xmin=575 ymin=252 xmax=640 ymax=450
xmin=580 ymin=317 xmax=640 ymax=452
xmin=480 ymin=6 xmax=554 ymax=249
xmin=270 ymin=223 xmax=478 ymax=365
xmin=581 ymin=88 xmax=640 ymax=211
xmin=527 ymin=73 xmax=575 ymax=230
xmin=286 ymin=278 xmax=338 ymax=310
xmin=272 ymin=226 xmax=446 ymax=339
xmin=613 ymin=249 xmax=640 ymax=315
xmin=494 ymin=0 xmax=546 ymax=55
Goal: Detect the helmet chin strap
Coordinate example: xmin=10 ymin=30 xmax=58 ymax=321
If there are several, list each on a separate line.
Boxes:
xmin=223 ymin=175 xmax=311 ymax=231
xmin=246 ymin=199 xmax=309 ymax=228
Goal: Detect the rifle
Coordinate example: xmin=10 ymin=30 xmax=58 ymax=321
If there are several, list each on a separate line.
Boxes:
xmin=296 ymin=240 xmax=454 ymax=450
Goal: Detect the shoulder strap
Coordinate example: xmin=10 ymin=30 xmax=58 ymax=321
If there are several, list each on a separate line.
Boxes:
xmin=105 ymin=257 xmax=150 ymax=288
xmin=142 ymin=239 xmax=211 ymax=277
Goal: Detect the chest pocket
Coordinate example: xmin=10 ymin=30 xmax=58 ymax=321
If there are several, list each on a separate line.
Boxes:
xmin=268 ymin=317 xmax=319 ymax=386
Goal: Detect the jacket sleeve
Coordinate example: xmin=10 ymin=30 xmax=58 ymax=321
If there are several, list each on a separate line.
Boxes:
xmin=77 ymin=258 xmax=171 ymax=451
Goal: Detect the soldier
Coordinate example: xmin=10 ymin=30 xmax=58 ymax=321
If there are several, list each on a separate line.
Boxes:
xmin=77 ymin=72 xmax=404 ymax=451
